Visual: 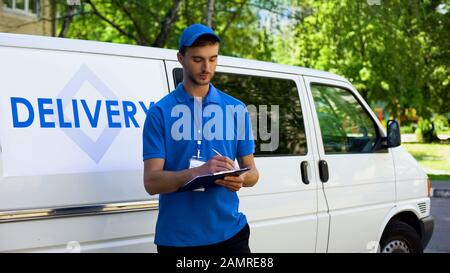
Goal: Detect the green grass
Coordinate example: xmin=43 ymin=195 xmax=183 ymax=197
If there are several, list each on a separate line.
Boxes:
xmin=428 ymin=174 xmax=450 ymax=181
xmin=402 ymin=143 xmax=450 ymax=181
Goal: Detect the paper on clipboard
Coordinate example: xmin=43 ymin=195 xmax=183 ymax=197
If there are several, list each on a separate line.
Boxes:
xmin=177 ymin=167 xmax=250 ymax=192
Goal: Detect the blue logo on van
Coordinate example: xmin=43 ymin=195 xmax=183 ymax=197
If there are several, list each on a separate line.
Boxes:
xmin=10 ymin=64 xmax=153 ymax=163
xmin=56 ymin=64 xmax=120 ymax=163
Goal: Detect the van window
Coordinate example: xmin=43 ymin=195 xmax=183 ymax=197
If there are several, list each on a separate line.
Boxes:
xmin=173 ymin=68 xmax=307 ymax=156
xmin=311 ymin=84 xmax=378 ymax=154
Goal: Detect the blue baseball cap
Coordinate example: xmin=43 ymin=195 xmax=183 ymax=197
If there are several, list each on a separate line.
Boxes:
xmin=178 ymin=24 xmax=220 ymax=50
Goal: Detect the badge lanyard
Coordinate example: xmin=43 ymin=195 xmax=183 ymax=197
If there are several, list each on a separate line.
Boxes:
xmin=194 ymin=97 xmax=203 ymax=160
xmin=190 ymin=98 xmax=206 ymax=191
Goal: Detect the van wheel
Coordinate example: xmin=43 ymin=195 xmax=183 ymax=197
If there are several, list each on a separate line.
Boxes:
xmin=380 ymin=221 xmax=423 ymax=253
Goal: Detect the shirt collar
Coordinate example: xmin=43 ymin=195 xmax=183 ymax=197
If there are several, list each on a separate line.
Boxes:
xmin=174 ymin=82 xmax=221 ymax=104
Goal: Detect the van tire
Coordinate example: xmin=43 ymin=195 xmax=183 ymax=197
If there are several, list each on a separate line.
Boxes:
xmin=380 ymin=221 xmax=423 ymax=253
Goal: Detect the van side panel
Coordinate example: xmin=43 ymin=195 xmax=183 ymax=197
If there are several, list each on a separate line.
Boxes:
xmin=0 ymin=44 xmax=168 ymax=252
xmin=0 ymin=210 xmax=158 ymax=253
xmin=391 ymin=146 xmax=429 ymax=202
xmin=164 ymin=61 xmax=321 ymax=252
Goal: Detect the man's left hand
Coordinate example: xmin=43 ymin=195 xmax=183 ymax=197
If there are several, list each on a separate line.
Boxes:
xmin=215 ymin=175 xmax=245 ymax=192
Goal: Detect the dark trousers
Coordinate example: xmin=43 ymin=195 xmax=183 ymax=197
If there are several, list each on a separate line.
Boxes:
xmin=157 ymin=224 xmax=251 ymax=254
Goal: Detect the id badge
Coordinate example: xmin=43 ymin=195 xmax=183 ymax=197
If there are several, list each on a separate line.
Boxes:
xmin=189 ymin=156 xmax=206 ymax=169
xmin=188 ymin=156 xmax=206 ymax=192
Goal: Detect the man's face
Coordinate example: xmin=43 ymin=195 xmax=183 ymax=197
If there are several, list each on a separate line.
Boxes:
xmin=178 ymin=43 xmax=219 ymax=86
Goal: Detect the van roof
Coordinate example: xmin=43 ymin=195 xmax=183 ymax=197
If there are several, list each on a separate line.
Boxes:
xmin=0 ymin=32 xmax=349 ymax=83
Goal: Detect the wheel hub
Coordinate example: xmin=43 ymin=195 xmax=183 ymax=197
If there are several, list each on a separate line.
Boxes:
xmin=382 ymin=240 xmax=411 ymax=253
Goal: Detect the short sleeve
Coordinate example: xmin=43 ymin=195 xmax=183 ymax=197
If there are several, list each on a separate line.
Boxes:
xmin=143 ymin=105 xmax=166 ymax=160
xmin=236 ymin=106 xmax=255 ymax=157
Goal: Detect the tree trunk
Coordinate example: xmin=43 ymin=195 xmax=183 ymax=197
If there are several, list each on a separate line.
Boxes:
xmin=58 ymin=5 xmax=77 ymax=38
xmin=152 ymin=0 xmax=183 ymax=48
xmin=50 ymin=0 xmax=57 ymax=36
xmin=203 ymin=0 xmax=215 ymax=27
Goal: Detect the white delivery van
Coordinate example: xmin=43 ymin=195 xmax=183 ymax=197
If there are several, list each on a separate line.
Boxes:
xmin=0 ymin=33 xmax=433 ymax=253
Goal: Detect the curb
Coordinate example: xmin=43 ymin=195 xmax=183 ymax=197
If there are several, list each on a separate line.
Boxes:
xmin=431 ymin=188 xmax=450 ymax=198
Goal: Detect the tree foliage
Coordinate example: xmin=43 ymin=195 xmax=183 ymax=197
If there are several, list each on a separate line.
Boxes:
xmin=60 ymin=0 xmax=269 ymax=59
xmin=285 ymin=0 xmax=449 ymax=118
xmin=56 ymin=0 xmax=449 ymax=118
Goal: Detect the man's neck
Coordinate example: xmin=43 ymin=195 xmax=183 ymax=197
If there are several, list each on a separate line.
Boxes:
xmin=182 ymin=80 xmax=209 ymax=99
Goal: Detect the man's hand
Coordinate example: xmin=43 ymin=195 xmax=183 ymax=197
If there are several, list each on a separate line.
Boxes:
xmin=194 ymin=155 xmax=235 ymax=176
xmin=215 ymin=174 xmax=245 ymax=192
xmin=215 ymin=154 xmax=259 ymax=191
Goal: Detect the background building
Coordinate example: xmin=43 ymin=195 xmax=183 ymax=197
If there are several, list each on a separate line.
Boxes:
xmin=0 ymin=0 xmax=56 ymax=36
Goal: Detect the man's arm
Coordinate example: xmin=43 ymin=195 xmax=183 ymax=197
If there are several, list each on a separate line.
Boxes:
xmin=144 ymin=156 xmax=236 ymax=195
xmin=238 ymin=154 xmax=259 ymax=187
xmin=215 ymin=154 xmax=259 ymax=192
xmin=143 ymin=158 xmax=194 ymax=195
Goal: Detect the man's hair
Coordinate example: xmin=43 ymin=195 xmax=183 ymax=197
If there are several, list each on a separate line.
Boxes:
xmin=179 ymin=34 xmax=220 ymax=55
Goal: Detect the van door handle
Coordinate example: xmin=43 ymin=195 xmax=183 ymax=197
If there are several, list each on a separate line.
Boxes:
xmin=300 ymin=161 xmax=309 ymax=184
xmin=319 ymin=160 xmax=329 ymax=183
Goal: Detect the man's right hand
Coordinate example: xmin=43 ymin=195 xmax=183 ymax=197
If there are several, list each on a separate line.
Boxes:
xmin=194 ymin=155 xmax=235 ymax=176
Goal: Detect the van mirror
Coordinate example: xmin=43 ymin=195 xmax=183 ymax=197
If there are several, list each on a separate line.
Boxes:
xmin=386 ymin=120 xmax=401 ymax=148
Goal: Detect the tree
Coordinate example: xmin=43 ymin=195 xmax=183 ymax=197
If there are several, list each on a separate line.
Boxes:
xmin=203 ymin=0 xmax=215 ymax=27
xmin=60 ymin=0 xmax=265 ymax=57
xmin=282 ymin=0 xmax=449 ymax=120
xmin=53 ymin=0 xmax=449 ymax=122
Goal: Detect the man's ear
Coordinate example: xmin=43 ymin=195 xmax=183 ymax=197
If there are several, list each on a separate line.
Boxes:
xmin=177 ymin=52 xmax=184 ymax=65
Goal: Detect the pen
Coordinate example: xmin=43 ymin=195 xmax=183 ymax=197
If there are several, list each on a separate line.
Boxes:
xmin=212 ymin=148 xmax=239 ymax=169
xmin=212 ymin=148 xmax=222 ymax=157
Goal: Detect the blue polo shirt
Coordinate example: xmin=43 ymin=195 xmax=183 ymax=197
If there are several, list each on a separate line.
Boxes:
xmin=142 ymin=83 xmax=255 ymax=247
